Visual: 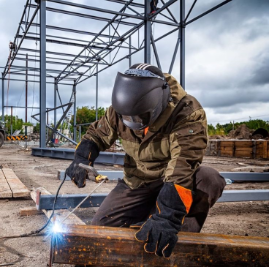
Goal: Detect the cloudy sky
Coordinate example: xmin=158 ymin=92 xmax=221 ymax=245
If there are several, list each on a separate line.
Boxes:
xmin=0 ymin=0 xmax=268 ymax=126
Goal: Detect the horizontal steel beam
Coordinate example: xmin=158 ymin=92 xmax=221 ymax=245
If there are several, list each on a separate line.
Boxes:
xmin=37 ymin=189 xmax=269 ymax=210
xmin=36 ymin=193 xmax=107 ymax=210
xmin=105 ymin=0 xmax=144 ymax=8
xmin=57 ymin=170 xmax=269 ymax=183
xmin=20 ymin=47 xmax=95 ymax=59
xmin=217 ymin=190 xmax=269 ymax=202
xmin=47 ymin=0 xmax=143 ymax=20
xmin=31 ymin=148 xmax=125 ymax=164
xmin=17 ymin=35 xmax=112 ymax=50
xmin=21 ymin=21 xmax=117 ymax=39
xmin=52 ymin=225 xmax=269 ymax=266
xmin=221 ymin=172 xmax=269 ymax=182
xmin=30 ymin=4 xmax=138 ymax=27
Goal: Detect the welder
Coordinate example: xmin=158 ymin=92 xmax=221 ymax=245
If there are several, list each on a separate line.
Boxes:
xmin=66 ymin=63 xmax=226 ymax=258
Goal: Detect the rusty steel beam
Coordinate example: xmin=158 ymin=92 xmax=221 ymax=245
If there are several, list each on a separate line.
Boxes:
xmin=51 ymin=225 xmax=269 ymax=266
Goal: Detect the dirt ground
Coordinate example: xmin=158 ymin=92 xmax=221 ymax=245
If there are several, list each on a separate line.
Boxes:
xmin=0 ymin=142 xmax=269 ymax=266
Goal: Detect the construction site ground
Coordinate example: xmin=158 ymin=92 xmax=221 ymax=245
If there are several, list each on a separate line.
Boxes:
xmin=0 ymin=143 xmax=269 ymax=267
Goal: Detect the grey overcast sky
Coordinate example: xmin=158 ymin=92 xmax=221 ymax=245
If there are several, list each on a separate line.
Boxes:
xmin=0 ymin=0 xmax=268 ymax=126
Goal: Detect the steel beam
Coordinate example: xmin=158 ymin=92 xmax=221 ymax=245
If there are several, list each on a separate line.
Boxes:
xmin=39 ymin=0 xmax=47 ymax=148
xmin=3 ymin=5 xmax=39 ymax=77
xmin=57 ymin=170 xmax=269 ymax=182
xmin=144 ymin=0 xmax=151 ymax=63
xmin=217 ymin=190 xmax=269 ymax=202
xmin=185 ymin=0 xmax=232 ymax=26
xmin=36 ymin=193 xmax=107 ymax=210
xmin=51 ymin=225 xmax=269 ymax=266
xmin=95 ymin=64 xmax=98 ymax=121
xmin=54 ymin=80 xmax=57 ymax=139
xmin=32 ymin=4 xmax=138 ymax=27
xmin=21 ymin=21 xmax=117 ymax=39
xmin=221 ymin=172 xmax=269 ymax=182
xmin=73 ymin=82 xmax=77 ymax=142
xmin=17 ymin=35 xmax=112 ymax=50
xmin=31 ymin=147 xmax=125 ymax=164
xmin=1 ymin=74 xmax=4 ymax=121
xmin=47 ymin=0 xmax=143 ymax=20
xmin=36 ymin=189 xmax=269 ymax=210
xmin=180 ymin=0 xmax=185 ymax=89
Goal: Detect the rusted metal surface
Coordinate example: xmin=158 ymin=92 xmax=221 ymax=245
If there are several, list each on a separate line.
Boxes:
xmin=52 ymin=225 xmax=269 ymax=266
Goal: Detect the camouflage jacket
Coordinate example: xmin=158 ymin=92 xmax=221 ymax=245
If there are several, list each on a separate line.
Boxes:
xmin=84 ymin=74 xmax=208 ymax=190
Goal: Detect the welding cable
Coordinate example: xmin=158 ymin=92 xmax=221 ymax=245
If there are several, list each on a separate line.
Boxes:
xmin=0 ymin=172 xmax=68 ymax=240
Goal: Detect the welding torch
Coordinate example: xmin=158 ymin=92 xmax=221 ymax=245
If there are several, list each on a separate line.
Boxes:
xmin=59 ymin=163 xmax=108 ymax=224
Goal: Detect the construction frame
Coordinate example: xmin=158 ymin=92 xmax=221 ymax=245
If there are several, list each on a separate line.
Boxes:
xmin=1 ymin=0 xmax=232 ymax=149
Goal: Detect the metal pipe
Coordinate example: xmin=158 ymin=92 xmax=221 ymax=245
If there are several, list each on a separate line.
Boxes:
xmin=25 ymin=54 xmax=28 ymax=125
xmin=185 ymin=0 xmax=232 ymax=26
xmin=1 ymin=74 xmax=4 ymax=122
xmin=151 ymin=34 xmax=161 ymax=70
xmin=169 ymin=30 xmax=180 ymax=74
xmin=180 ymin=0 xmax=185 ymax=89
xmin=73 ymin=82 xmax=77 ymax=142
xmin=40 ymin=0 xmax=47 ymax=148
xmin=95 ymin=64 xmax=98 ymax=121
xmin=129 ymin=36 xmax=132 ymax=67
xmin=54 ymin=79 xmax=57 ymax=139
xmin=11 ymin=106 xmax=13 ymax=135
xmin=144 ymin=0 xmax=151 ymax=63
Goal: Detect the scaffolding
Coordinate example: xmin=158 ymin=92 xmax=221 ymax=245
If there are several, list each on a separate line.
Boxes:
xmin=1 ymin=0 xmax=232 ymax=149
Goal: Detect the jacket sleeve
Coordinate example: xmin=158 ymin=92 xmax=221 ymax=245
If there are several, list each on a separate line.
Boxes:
xmin=83 ymin=106 xmax=119 ymax=151
xmin=164 ymin=106 xmax=208 ymax=190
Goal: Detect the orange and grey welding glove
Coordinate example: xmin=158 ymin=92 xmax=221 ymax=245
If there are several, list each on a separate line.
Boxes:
xmin=132 ymin=182 xmax=192 ymax=258
xmin=66 ymin=139 xmax=99 ymax=188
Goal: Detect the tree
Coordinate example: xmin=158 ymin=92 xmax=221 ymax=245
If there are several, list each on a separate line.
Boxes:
xmin=70 ymin=106 xmax=106 ymax=134
xmin=4 ymin=115 xmax=23 ymax=134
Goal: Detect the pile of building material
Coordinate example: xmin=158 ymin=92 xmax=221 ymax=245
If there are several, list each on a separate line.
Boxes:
xmin=0 ymin=167 xmax=30 ymax=198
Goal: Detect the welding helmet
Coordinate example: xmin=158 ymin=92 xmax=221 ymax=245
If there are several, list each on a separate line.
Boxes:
xmin=112 ymin=63 xmax=170 ymax=130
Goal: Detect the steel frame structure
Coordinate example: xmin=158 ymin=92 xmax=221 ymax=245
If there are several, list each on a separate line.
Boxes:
xmin=1 ymin=0 xmax=232 ymax=148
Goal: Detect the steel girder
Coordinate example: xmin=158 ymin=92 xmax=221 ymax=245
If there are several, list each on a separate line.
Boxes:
xmin=36 ymin=189 xmax=269 ymax=210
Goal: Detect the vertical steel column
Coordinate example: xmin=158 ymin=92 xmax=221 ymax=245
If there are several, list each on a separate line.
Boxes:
xmin=39 ymin=0 xmax=46 ymax=148
xmin=79 ymin=126 xmax=81 ymax=142
xmin=11 ymin=106 xmax=13 ymax=135
xmin=144 ymin=0 xmax=151 ymax=64
xmin=180 ymin=0 xmax=185 ymax=89
xmin=95 ymin=64 xmax=98 ymax=121
xmin=54 ymin=78 xmax=57 ymax=139
xmin=73 ymin=82 xmax=77 ymax=142
xmin=129 ymin=36 xmax=132 ymax=67
xmin=25 ymin=53 xmax=28 ymax=136
xmin=169 ymin=30 xmax=180 ymax=74
xmin=1 ymin=74 xmax=4 ymax=122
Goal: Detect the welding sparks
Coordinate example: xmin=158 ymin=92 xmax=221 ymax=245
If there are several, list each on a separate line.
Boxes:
xmin=52 ymin=221 xmax=63 ymax=234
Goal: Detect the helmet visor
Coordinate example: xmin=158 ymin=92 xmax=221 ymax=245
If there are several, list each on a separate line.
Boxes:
xmin=121 ymin=112 xmax=150 ymax=130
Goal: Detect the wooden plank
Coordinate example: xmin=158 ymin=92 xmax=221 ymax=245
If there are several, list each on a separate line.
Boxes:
xmin=234 ymin=141 xmax=253 ymax=147
xmin=2 ymin=168 xmax=30 ymax=197
xmin=20 ymin=207 xmax=43 ymax=216
xmin=52 ymin=225 xmax=269 ymax=266
xmin=263 ymin=141 xmax=268 ymax=159
xmin=0 ymin=170 xmax=12 ymax=198
xmin=220 ymin=141 xmax=234 ymax=147
xmin=30 ymin=187 xmax=85 ymax=226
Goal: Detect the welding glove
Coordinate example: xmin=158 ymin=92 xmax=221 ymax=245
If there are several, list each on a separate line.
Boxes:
xmin=131 ymin=183 xmax=193 ymax=258
xmin=66 ymin=139 xmax=99 ymax=188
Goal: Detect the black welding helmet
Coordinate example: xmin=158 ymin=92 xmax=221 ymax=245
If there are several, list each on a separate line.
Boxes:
xmin=112 ymin=63 xmax=170 ymax=130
